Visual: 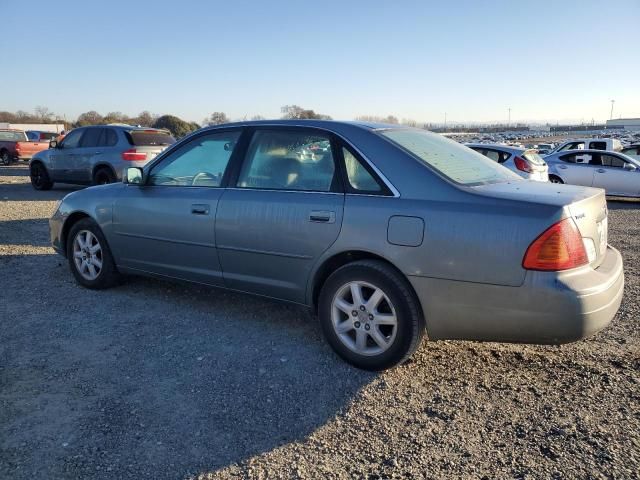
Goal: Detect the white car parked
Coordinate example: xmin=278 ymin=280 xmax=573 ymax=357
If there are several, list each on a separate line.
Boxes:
xmin=466 ymin=143 xmax=549 ymax=182
xmin=545 ymin=149 xmax=640 ymax=197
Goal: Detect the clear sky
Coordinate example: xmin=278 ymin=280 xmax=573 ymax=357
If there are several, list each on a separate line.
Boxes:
xmin=2 ymin=0 xmax=638 ymax=125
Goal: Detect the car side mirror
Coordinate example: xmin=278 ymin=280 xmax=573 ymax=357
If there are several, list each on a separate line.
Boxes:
xmin=124 ymin=167 xmax=144 ymax=185
xmin=49 ymin=139 xmax=58 ymax=149
xmin=624 ymin=163 xmax=637 ymax=171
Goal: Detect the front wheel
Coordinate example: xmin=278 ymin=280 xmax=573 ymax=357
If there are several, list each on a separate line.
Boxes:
xmin=67 ymin=218 xmax=121 ymax=289
xmin=30 ymin=163 xmax=54 ymax=190
xmin=549 ymin=175 xmax=564 ymax=184
xmin=318 ymin=260 xmax=425 ymax=371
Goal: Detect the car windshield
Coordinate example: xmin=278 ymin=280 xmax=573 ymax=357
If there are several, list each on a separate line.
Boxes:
xmin=127 ymin=130 xmax=176 ymax=146
xmin=379 ymin=129 xmax=520 ymax=186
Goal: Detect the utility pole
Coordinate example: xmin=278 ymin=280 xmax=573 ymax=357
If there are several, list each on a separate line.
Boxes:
xmin=508 ymin=107 xmax=511 ymax=127
xmin=610 ymin=100 xmax=615 ymax=120
xmin=444 ymin=112 xmax=447 ymax=130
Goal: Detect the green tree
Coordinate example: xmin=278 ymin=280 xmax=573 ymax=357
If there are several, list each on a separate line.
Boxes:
xmin=76 ymin=111 xmax=104 ymax=126
xmin=152 ymin=115 xmax=198 ymax=138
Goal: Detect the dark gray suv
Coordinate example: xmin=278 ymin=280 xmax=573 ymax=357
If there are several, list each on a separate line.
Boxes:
xmin=29 ymin=125 xmax=175 ymax=190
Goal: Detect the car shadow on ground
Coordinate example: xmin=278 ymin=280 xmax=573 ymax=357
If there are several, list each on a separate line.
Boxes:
xmin=0 ymin=253 xmax=377 ymax=479
xmin=0 ymin=219 xmax=52 ymax=246
xmin=607 ymin=198 xmax=640 ymax=210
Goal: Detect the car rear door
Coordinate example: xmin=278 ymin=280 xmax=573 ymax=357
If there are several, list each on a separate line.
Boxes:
xmin=592 ymin=153 xmax=640 ymax=196
xmin=111 ymin=128 xmax=244 ymax=285
xmin=215 ymin=127 xmax=345 ymax=304
xmin=73 ymin=127 xmax=105 ymax=182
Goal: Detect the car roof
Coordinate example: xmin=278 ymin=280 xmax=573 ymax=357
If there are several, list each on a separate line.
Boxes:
xmin=553 ymin=149 xmax=623 ymax=155
xmin=465 ymin=143 xmax=527 ymax=153
xmin=199 ymin=119 xmax=407 ymax=133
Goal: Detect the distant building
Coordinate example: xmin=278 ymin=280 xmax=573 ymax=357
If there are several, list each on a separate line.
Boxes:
xmin=606 ymin=118 xmax=640 ymax=131
xmin=550 ymin=124 xmax=610 ymax=133
xmin=0 ymin=123 xmax=65 ymax=133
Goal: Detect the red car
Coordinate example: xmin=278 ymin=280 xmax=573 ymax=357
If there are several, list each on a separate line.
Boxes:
xmin=0 ymin=129 xmax=50 ymax=165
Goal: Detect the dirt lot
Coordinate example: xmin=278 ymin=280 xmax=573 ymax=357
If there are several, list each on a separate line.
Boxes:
xmin=1 ymin=163 xmax=638 ymax=479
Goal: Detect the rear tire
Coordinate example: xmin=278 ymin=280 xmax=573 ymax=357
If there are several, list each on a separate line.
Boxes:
xmin=0 ymin=150 xmax=11 ymax=165
xmin=67 ymin=218 xmax=121 ymax=289
xmin=318 ymin=260 xmax=425 ymax=371
xmin=549 ymin=175 xmax=564 ymax=184
xmin=30 ymin=163 xmax=54 ymax=190
xmin=93 ymin=167 xmax=116 ymax=185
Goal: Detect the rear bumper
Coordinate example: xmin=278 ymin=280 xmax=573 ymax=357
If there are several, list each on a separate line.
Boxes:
xmin=408 ymin=245 xmax=624 ymax=344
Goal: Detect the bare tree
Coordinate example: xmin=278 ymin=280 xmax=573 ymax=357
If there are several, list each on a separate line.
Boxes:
xmin=281 ymin=105 xmax=331 ymax=120
xmin=76 ymin=111 xmax=104 ymax=126
xmin=205 ymin=112 xmax=230 ymax=126
xmin=135 ymin=111 xmax=156 ymax=127
xmin=251 ymin=115 xmax=265 ymax=121
xmin=34 ymin=106 xmax=55 ymax=122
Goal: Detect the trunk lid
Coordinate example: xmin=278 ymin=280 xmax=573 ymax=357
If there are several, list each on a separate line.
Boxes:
xmin=472 ymin=181 xmax=608 ymax=268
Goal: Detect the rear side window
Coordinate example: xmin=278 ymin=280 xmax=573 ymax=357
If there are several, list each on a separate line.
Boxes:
xmin=103 ymin=129 xmax=118 ymax=147
xmin=380 ymin=129 xmax=519 ymax=186
xmin=80 ymin=128 xmax=104 ymax=148
xmin=0 ymin=131 xmax=25 ymax=141
xmin=238 ymin=130 xmax=337 ymax=192
xmin=589 ymin=141 xmax=607 ymax=150
xmin=342 ymin=147 xmax=382 ymax=192
xmin=127 ymin=130 xmax=175 ymax=146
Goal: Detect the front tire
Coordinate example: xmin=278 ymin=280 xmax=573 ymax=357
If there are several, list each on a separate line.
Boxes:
xmin=318 ymin=260 xmax=425 ymax=371
xmin=67 ymin=218 xmax=120 ymax=289
xmin=549 ymin=175 xmax=564 ymax=184
xmin=30 ymin=163 xmax=54 ymax=190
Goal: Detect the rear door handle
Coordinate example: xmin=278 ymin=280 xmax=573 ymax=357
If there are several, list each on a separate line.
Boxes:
xmin=558 ymin=165 xmax=568 ymax=169
xmin=309 ymin=210 xmax=335 ymax=223
xmin=191 ymin=204 xmax=210 ymax=215
xmin=596 ymin=169 xmax=605 ymax=173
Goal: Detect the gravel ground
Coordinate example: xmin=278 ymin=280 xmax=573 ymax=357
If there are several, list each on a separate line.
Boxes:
xmin=1 ymin=163 xmax=638 ymax=479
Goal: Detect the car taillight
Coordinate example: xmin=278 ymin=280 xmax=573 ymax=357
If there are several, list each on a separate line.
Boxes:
xmin=121 ymin=148 xmax=147 ymax=161
xmin=15 ymin=143 xmax=22 ymax=151
xmin=514 ymin=156 xmax=532 ymax=173
xmin=523 ymin=218 xmax=588 ymax=271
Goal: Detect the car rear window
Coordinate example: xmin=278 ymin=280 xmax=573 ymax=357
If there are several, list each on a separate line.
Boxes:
xmin=379 ymin=129 xmax=520 ymax=186
xmin=0 ymin=131 xmax=25 ymax=141
xmin=126 ymin=130 xmax=175 ymax=146
xmin=523 ymin=150 xmax=545 ymax=165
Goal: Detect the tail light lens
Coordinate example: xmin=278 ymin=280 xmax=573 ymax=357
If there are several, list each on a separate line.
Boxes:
xmin=523 ymin=218 xmax=588 ymax=271
xmin=514 ymin=156 xmax=532 ymax=173
xmin=15 ymin=143 xmax=22 ymax=152
xmin=121 ymin=148 xmax=147 ymax=161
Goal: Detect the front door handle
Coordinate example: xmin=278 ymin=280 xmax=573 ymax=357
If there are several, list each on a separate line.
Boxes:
xmin=596 ymin=168 xmax=606 ymax=173
xmin=309 ymin=210 xmax=335 ymax=223
xmin=191 ymin=204 xmax=210 ymax=215
xmin=558 ymin=165 xmax=568 ymax=169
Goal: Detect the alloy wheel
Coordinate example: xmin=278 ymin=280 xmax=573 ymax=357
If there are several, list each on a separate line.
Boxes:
xmin=331 ymin=281 xmax=398 ymax=356
xmin=72 ymin=230 xmax=103 ymax=281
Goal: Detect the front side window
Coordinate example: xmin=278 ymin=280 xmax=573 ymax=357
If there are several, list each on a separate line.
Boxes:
xmin=80 ymin=128 xmax=103 ymax=148
xmin=343 ymin=147 xmax=382 ymax=192
xmin=380 ymin=129 xmax=519 ymax=186
xmin=601 ymin=154 xmax=626 ymax=168
xmin=238 ymin=130 xmax=336 ymax=192
xmin=61 ymin=129 xmax=84 ymax=149
xmin=148 ymin=130 xmax=240 ymax=187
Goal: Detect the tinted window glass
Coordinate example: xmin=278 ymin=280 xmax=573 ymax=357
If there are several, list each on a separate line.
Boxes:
xmin=238 ymin=130 xmax=336 ymax=191
xmin=343 ymin=147 xmax=381 ymax=192
xmin=80 ymin=128 xmax=103 ymax=148
xmin=601 ymin=154 xmax=626 ymax=168
xmin=103 ymin=129 xmax=118 ymax=147
xmin=523 ymin=150 xmax=545 ymax=165
xmin=559 ymin=154 xmax=577 ymax=163
xmin=589 ymin=141 xmax=607 ymax=150
xmin=380 ymin=129 xmax=519 ymax=186
xmin=149 ymin=131 xmax=240 ymax=187
xmin=61 ymin=129 xmax=84 ymax=149
xmin=483 ymin=150 xmax=501 ymax=162
xmin=128 ymin=130 xmax=175 ymax=146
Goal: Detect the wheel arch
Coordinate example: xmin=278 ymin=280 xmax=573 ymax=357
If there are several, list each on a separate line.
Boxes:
xmin=60 ymin=211 xmax=92 ymax=256
xmin=309 ymin=249 xmax=423 ymax=313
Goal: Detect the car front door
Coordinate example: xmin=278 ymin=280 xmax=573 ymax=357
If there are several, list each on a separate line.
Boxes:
xmin=592 ymin=154 xmax=640 ymax=196
xmin=556 ymin=153 xmax=596 ymax=187
xmin=215 ymin=128 xmax=345 ymax=303
xmin=111 ymin=129 xmax=244 ymax=285
xmin=49 ymin=128 xmax=85 ymax=181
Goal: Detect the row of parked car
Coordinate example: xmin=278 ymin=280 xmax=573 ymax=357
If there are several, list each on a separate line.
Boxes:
xmin=466 ymin=137 xmax=640 ymax=198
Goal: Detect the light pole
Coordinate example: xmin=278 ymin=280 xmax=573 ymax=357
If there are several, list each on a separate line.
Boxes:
xmin=508 ymin=107 xmax=511 ymax=127
xmin=444 ymin=112 xmax=447 ymax=130
xmin=610 ymin=100 xmax=615 ymax=120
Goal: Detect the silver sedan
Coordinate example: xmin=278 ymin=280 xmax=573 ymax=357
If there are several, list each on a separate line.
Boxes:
xmin=545 ymin=149 xmax=640 ymax=197
xmin=49 ymin=121 xmax=624 ymax=370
